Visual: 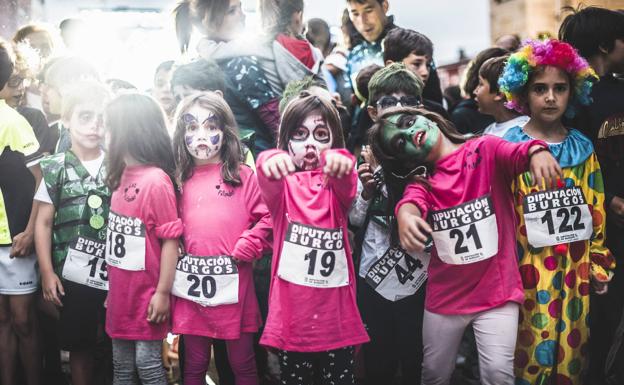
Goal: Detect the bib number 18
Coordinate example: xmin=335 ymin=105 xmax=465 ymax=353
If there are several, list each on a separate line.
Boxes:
xmin=107 ymin=232 xmax=126 ymax=258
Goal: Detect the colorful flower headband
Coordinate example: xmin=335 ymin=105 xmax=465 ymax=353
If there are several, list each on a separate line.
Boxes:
xmin=498 ymin=39 xmax=598 ymax=118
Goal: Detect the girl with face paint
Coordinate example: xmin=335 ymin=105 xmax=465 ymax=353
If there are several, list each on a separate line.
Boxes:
xmin=256 ymin=93 xmax=368 ymax=385
xmin=369 ymin=107 xmax=563 ymax=385
xmin=171 ymin=92 xmax=271 ymax=385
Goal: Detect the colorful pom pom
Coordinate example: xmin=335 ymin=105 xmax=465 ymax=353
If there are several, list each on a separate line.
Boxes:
xmin=554 ymin=243 xmax=568 ymax=256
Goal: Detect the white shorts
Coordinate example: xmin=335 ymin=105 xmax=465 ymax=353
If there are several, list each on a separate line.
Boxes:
xmin=0 ymin=246 xmax=39 ymax=295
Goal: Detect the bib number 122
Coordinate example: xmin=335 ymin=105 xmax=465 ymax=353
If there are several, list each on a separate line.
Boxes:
xmin=541 ymin=207 xmax=585 ymax=235
xmin=304 ymin=250 xmax=335 ymax=277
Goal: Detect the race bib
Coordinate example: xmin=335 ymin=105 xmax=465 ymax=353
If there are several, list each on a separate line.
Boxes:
xmin=365 ymin=246 xmax=429 ymax=302
xmin=278 ymin=222 xmax=349 ymax=288
xmin=62 ymin=236 xmax=108 ymax=290
xmin=430 ymin=195 xmax=498 ymax=264
xmin=523 ymin=187 xmax=592 ymax=247
xmin=105 ymin=211 xmax=146 ymax=271
xmin=172 ymin=255 xmax=239 ymax=307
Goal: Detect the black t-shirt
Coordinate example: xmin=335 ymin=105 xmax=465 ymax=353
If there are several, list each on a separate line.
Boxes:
xmin=17 ymin=106 xmax=54 ymax=155
xmin=0 ymin=148 xmax=37 ymax=246
xmin=450 ymin=98 xmax=495 ymax=135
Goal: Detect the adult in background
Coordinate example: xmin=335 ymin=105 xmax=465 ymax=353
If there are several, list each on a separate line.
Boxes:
xmin=559 ymin=7 xmax=624 ymax=384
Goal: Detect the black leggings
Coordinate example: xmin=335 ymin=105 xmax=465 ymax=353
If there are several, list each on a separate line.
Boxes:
xmin=278 ymin=346 xmax=355 ymax=385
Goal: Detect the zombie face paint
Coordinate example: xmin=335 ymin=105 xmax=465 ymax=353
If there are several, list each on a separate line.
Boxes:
xmin=382 ymin=114 xmax=441 ymax=162
xmin=287 ymin=113 xmax=333 ymax=170
xmin=183 ymin=104 xmax=223 ymax=162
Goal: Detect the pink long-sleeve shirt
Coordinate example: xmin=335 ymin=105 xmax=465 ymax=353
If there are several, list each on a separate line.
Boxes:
xmin=257 ymin=149 xmax=369 ymax=352
xmin=106 ymin=166 xmax=183 ymax=340
xmin=172 ymin=164 xmax=271 ymax=339
xmin=397 ymin=135 xmax=545 ymax=315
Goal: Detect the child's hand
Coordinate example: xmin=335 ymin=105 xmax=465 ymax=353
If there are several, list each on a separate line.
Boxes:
xmin=361 ymin=145 xmax=379 ymax=170
xmin=592 ymin=278 xmax=608 ymax=295
xmin=9 ymin=231 xmax=34 ymax=257
xmin=357 ymin=163 xmax=376 ymax=200
xmin=261 ymin=153 xmax=296 ymax=180
xmin=529 ymin=146 xmax=562 ymax=189
xmin=147 ymin=291 xmax=170 ymax=324
xmin=397 ymin=204 xmax=432 ymax=253
xmin=42 ymin=271 xmax=65 ymax=307
xmin=324 ymin=152 xmax=353 ymax=178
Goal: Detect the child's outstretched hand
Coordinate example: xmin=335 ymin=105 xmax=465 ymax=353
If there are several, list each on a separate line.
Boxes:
xmin=262 ymin=153 xmax=296 ymax=180
xmin=397 ymin=203 xmax=432 ymax=253
xmin=42 ymin=271 xmax=65 ymax=307
xmin=147 ymin=291 xmax=170 ymax=324
xmin=528 ymin=146 xmax=562 ymax=189
xmin=324 ymin=151 xmax=354 ymax=179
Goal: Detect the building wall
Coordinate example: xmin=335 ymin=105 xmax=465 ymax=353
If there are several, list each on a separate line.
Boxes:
xmin=490 ymin=0 xmax=624 ymax=42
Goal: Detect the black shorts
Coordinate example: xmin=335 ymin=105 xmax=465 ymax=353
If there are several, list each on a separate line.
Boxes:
xmin=58 ymin=281 xmax=107 ymax=351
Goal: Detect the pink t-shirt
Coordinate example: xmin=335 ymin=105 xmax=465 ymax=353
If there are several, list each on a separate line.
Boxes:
xmin=172 ymin=164 xmax=271 ymax=339
xmin=257 ymin=149 xmax=369 ymax=352
xmin=106 ymin=165 xmax=183 ymax=340
xmin=397 ymin=135 xmax=545 ymax=315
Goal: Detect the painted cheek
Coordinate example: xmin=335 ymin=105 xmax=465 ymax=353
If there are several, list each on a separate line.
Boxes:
xmin=185 ymin=134 xmax=194 ymax=146
xmin=209 ymin=134 xmax=220 ymax=145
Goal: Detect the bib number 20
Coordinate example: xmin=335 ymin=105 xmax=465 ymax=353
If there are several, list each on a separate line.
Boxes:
xmin=449 ymin=224 xmax=482 ymax=254
xmin=107 ymin=233 xmax=126 ymax=258
xmin=187 ymin=275 xmax=216 ymax=299
xmin=304 ymin=250 xmax=335 ymax=277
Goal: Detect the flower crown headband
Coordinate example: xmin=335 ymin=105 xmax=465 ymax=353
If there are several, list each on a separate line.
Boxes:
xmin=498 ymin=39 xmax=598 ymax=118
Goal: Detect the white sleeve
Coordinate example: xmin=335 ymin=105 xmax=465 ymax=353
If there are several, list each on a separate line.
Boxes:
xmin=33 ymin=179 xmax=53 ymax=204
xmin=348 ymin=177 xmax=370 ymax=227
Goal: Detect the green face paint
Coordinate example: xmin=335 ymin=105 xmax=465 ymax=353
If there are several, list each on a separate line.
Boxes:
xmin=382 ymin=114 xmax=441 ymax=162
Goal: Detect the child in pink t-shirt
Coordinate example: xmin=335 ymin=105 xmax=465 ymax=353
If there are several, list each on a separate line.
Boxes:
xmin=104 ymin=93 xmax=183 ymax=384
xmin=171 ymin=92 xmax=272 ymax=385
xmin=369 ymin=108 xmax=561 ymax=385
xmin=257 ymin=92 xmax=369 ymax=385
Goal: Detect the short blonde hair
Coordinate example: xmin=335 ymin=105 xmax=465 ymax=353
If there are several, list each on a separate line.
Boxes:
xmin=61 ymin=80 xmax=110 ymax=122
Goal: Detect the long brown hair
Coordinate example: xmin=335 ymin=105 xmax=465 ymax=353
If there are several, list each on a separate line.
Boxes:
xmin=172 ymin=92 xmax=243 ymax=186
xmin=277 ymin=92 xmax=345 ymax=152
xmin=104 ymin=93 xmax=176 ymax=192
xmin=259 ymin=0 xmax=304 ymax=38
xmin=173 ymin=0 xmax=230 ymax=53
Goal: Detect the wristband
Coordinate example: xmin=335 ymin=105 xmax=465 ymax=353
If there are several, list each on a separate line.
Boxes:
xmin=528 ymin=146 xmax=549 ymax=160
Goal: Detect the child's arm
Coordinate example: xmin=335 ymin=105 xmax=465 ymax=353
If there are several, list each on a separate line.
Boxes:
xmin=349 ymin=177 xmax=370 ymax=228
xmin=493 ymin=138 xmax=562 ymax=188
xmin=232 ymin=173 xmax=273 ymax=262
xmin=585 ymin=156 xmax=615 ymax=294
xmin=257 ymin=150 xmax=294 ymax=208
xmin=396 ymin=203 xmax=432 ymax=254
xmin=322 ymin=149 xmax=357 ymax=210
xmin=35 ymin=202 xmax=64 ymax=306
xmin=147 ymin=238 xmax=179 ymax=324
xmin=10 ymin=163 xmax=42 ymax=257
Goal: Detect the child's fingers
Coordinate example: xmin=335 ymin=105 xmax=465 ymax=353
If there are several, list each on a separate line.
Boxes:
xmin=275 ymin=158 xmax=291 ymax=178
xmin=147 ymin=303 xmax=154 ymax=322
xmin=416 ymin=218 xmax=433 ymax=234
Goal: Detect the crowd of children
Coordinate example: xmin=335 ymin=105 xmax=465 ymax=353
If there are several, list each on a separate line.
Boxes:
xmin=1 ymin=1 xmax=624 ymax=385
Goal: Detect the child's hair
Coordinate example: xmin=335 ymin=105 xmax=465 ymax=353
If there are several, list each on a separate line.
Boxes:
xmin=345 ymin=0 xmax=385 ymax=4
xmin=61 ymin=80 xmax=111 ymax=122
xmin=478 ymin=55 xmax=509 ymax=95
xmin=170 ymin=59 xmax=226 ymax=94
xmin=172 ymin=92 xmax=243 ymax=186
xmin=154 ymin=60 xmax=174 ymax=80
xmin=104 ymin=93 xmax=176 ymax=191
xmin=354 ymin=63 xmax=382 ymax=105
xmin=0 ymin=39 xmax=15 ymax=90
xmin=279 ymin=76 xmax=327 ymax=113
xmin=43 ymin=56 xmax=99 ymax=91
xmin=259 ymin=0 xmax=304 ymax=38
xmin=12 ymin=24 xmax=54 ymax=57
xmin=498 ymin=39 xmax=598 ymax=118
xmin=367 ymin=62 xmax=424 ymax=107
xmin=306 ymin=18 xmax=332 ymax=54
xmin=106 ymin=78 xmax=138 ymax=94
xmin=174 ymin=0 xmax=231 ymax=53
xmin=277 ymin=92 xmax=345 ymax=151
xmin=462 ymin=47 xmax=509 ymax=97
xmin=559 ymin=6 xmax=624 ymax=59
xmin=383 ymin=28 xmax=433 ymax=63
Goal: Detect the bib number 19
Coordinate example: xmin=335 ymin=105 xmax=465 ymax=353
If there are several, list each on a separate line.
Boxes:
xmin=304 ymin=250 xmax=335 ymax=277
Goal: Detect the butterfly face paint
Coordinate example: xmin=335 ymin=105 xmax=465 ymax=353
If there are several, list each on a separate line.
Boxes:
xmin=183 ymin=104 xmax=223 ymax=162
xmin=382 ymin=114 xmax=441 ymax=163
xmin=287 ymin=113 xmax=333 ymax=171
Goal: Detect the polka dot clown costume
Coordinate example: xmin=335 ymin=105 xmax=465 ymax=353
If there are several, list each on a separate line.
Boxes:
xmin=500 ymin=39 xmax=615 ymax=385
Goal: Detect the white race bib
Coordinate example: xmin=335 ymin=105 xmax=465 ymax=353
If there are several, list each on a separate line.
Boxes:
xmin=62 ymin=236 xmax=108 ymax=290
xmin=172 ymin=255 xmax=239 ymax=306
xmin=430 ymin=195 xmax=499 ymax=265
xmin=278 ymin=222 xmax=349 ymax=288
xmin=523 ymin=187 xmax=592 ymax=247
xmin=105 ymin=211 xmax=146 ymax=271
xmin=365 ymin=246 xmax=429 ymax=302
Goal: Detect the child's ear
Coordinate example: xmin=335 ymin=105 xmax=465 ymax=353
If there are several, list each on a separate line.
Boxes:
xmin=494 ymin=92 xmax=505 ymax=102
xmin=384 ymin=59 xmax=394 ymax=66
xmin=367 ymin=105 xmax=378 ymax=122
xmin=214 ymin=89 xmax=224 ymax=98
